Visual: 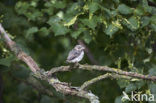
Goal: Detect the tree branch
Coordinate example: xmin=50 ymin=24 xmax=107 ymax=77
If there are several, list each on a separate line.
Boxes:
xmin=47 ymin=64 xmax=156 ymax=82
xmin=0 ymin=24 xmax=40 ymax=73
xmin=79 ymin=64 xmax=156 ymax=81
xmin=80 ymin=73 xmax=132 ymax=90
xmin=0 ymin=23 xmax=99 ymax=103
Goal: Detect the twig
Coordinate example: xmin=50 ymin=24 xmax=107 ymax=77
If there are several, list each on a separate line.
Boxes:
xmin=78 ymin=40 xmax=98 ymax=65
xmin=0 ymin=23 xmax=100 ymax=103
xmin=80 ymin=73 xmax=132 ymax=90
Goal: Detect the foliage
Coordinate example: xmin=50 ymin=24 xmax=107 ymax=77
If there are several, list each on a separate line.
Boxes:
xmin=0 ymin=0 xmax=156 ymax=103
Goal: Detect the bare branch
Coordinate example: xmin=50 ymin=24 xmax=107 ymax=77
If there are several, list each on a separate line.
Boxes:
xmin=47 ymin=66 xmax=70 ymax=76
xmin=0 ymin=23 xmax=100 ymax=103
xmin=0 ymin=24 xmax=40 ymax=73
xmin=78 ymin=64 xmax=156 ymax=81
xmin=47 ymin=77 xmax=99 ymax=103
xmin=48 ymin=64 xmax=156 ymax=82
xmin=80 ymin=73 xmax=132 ymax=90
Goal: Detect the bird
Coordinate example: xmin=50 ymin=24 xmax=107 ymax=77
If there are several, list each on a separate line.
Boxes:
xmin=66 ymin=45 xmax=85 ymax=63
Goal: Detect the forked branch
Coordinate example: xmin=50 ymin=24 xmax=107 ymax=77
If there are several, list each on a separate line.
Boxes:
xmin=0 ymin=23 xmax=99 ymax=103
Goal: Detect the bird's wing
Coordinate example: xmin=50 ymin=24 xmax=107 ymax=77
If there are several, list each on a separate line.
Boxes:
xmin=67 ymin=49 xmax=81 ymax=61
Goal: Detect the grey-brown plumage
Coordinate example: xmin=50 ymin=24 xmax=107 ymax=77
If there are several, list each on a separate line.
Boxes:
xmin=66 ymin=45 xmax=85 ymax=63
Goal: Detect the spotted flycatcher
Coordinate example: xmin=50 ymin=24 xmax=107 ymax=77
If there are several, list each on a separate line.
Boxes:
xmin=66 ymin=45 xmax=85 ymax=63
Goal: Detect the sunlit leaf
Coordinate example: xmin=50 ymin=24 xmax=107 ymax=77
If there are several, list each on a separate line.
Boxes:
xmin=64 ymin=16 xmax=78 ymax=27
xmin=122 ymin=16 xmax=140 ymax=31
xmin=105 ymin=24 xmax=119 ymax=37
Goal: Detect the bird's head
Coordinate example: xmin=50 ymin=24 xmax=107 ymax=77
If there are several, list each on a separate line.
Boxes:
xmin=74 ymin=45 xmax=85 ymax=51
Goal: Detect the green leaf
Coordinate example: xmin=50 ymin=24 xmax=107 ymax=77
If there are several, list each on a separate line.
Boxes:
xmin=53 ymin=1 xmax=66 ymax=9
xmin=134 ymin=6 xmax=144 ymax=16
xmin=42 ymin=8 xmax=54 ymax=16
xmin=50 ymin=23 xmax=69 ymax=36
xmin=88 ymin=2 xmax=99 ymax=14
xmin=150 ymin=15 xmax=156 ymax=24
xmin=117 ymin=80 xmax=130 ymax=89
xmin=0 ymin=55 xmax=15 ymax=67
xmin=117 ymin=4 xmax=133 ymax=15
xmin=44 ymin=2 xmax=52 ymax=7
xmin=26 ymin=27 xmax=38 ymax=37
xmin=47 ymin=16 xmax=69 ymax=36
xmin=64 ymin=15 xmax=78 ymax=27
xmin=149 ymin=66 xmax=156 ymax=76
xmin=47 ymin=16 xmax=61 ymax=25
xmin=71 ymin=28 xmax=84 ymax=39
xmin=26 ymin=10 xmax=43 ymax=21
xmin=149 ymin=83 xmax=156 ymax=94
xmin=125 ymin=83 xmax=137 ymax=93
xmin=150 ymin=15 xmax=156 ymax=31
xmin=15 ymin=2 xmax=30 ymax=15
xmin=115 ymin=96 xmax=122 ymax=103
xmin=81 ymin=16 xmax=98 ymax=29
xmin=39 ymin=27 xmax=49 ymax=36
xmin=82 ymin=31 xmax=92 ymax=44
xmin=149 ymin=83 xmax=156 ymax=101
xmin=135 ymin=81 xmax=145 ymax=89
xmin=72 ymin=31 xmax=81 ymax=39
xmin=151 ymin=24 xmax=156 ymax=32
xmin=141 ymin=0 xmax=152 ymax=13
xmin=66 ymin=3 xmax=77 ymax=13
xmin=122 ymin=16 xmax=140 ymax=31
xmin=105 ymin=24 xmax=119 ymax=37
xmin=141 ymin=16 xmax=150 ymax=27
